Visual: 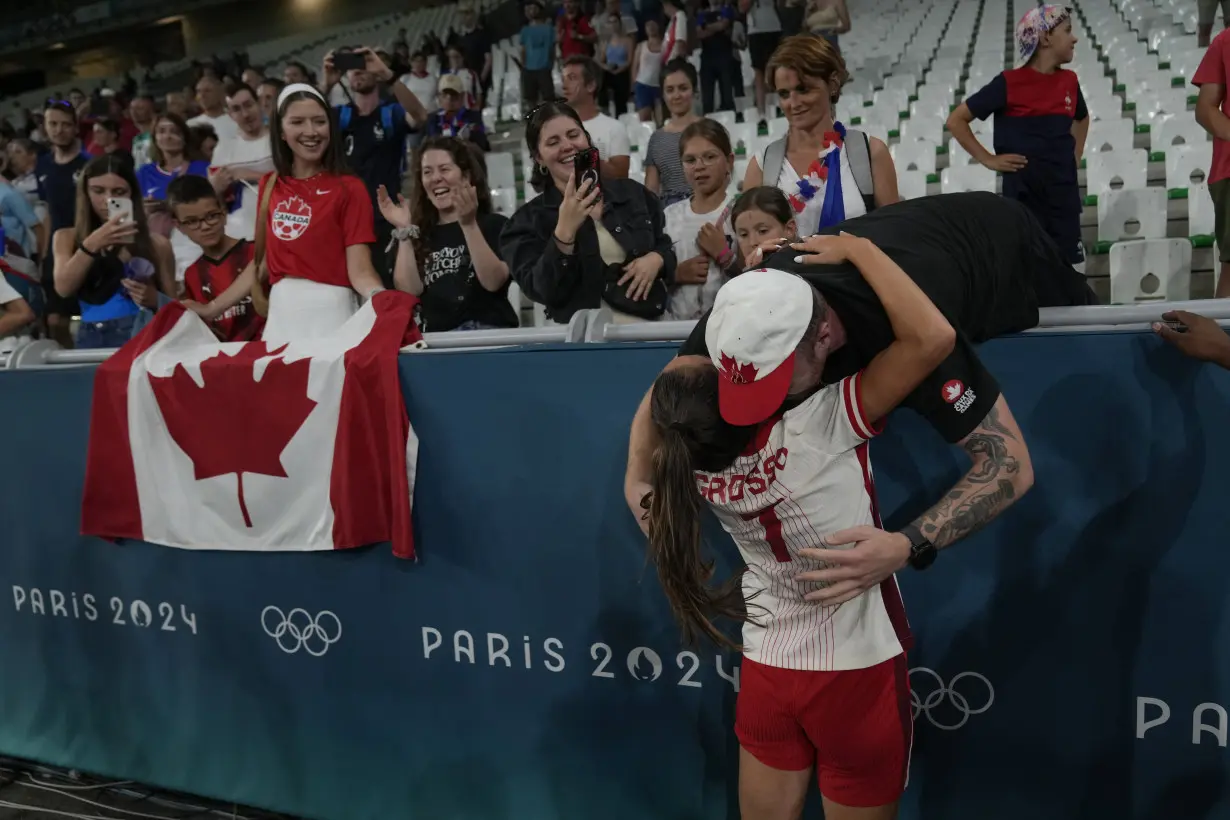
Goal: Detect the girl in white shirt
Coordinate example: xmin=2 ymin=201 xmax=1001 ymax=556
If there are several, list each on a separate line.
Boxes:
xmin=662 ymin=120 xmax=739 ymax=319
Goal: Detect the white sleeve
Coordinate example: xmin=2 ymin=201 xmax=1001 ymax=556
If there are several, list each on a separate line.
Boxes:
xmin=608 ymin=119 xmax=630 ymax=158
xmin=211 ymin=139 xmax=233 ymax=166
xmin=791 ymin=371 xmax=881 ymax=453
xmin=0 ymin=276 xmax=22 ymax=305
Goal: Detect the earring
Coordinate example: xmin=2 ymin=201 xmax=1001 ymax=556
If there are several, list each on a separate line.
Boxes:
xmin=538 ymin=163 xmax=549 ymax=175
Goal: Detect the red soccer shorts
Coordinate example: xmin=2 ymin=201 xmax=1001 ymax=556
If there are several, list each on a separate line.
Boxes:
xmin=734 ymin=654 xmax=913 ymax=808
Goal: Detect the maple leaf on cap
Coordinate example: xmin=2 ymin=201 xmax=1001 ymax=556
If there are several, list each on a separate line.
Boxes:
xmin=148 ymin=343 xmax=317 ymax=528
xmin=718 ymin=352 xmax=758 ymax=385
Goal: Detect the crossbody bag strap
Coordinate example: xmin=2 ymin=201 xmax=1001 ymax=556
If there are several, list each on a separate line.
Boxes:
xmin=843 ymin=127 xmax=877 ymax=212
xmin=762 ymin=136 xmax=787 ymax=187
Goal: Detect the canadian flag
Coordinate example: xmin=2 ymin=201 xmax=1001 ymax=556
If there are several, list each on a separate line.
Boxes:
xmin=81 ymin=293 xmax=422 ymax=558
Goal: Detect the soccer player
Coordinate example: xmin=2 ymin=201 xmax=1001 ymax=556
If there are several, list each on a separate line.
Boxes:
xmin=645 ymin=234 xmax=955 ymax=819
xmin=627 ymin=192 xmax=1096 ymax=598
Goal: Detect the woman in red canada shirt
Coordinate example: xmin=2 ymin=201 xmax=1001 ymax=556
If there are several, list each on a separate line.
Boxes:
xmin=186 ymin=83 xmax=386 ymax=346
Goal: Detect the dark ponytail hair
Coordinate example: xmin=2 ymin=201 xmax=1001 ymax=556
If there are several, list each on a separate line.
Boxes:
xmin=525 ymin=100 xmax=591 ymax=192
xmin=732 ymin=185 xmax=794 ymax=229
xmin=646 ymin=361 xmax=757 ymax=649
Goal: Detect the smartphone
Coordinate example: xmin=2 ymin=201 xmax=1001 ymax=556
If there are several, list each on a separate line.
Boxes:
xmin=334 ymin=51 xmax=367 ymax=72
xmin=107 ymin=196 xmax=135 ymax=244
xmin=573 ymin=148 xmax=602 ymax=197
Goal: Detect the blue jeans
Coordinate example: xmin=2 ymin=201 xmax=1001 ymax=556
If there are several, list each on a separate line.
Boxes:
xmin=76 ymin=313 xmax=139 ymax=349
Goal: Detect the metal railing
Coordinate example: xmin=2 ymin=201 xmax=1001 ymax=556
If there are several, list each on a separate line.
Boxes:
xmin=4 ymin=300 xmax=1230 ymax=370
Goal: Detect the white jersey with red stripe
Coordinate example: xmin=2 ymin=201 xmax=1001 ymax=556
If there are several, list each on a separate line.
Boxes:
xmin=695 ymin=372 xmax=912 ymax=671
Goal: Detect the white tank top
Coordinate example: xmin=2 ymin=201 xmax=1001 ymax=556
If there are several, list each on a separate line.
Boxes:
xmin=746 ymin=0 xmax=782 ymax=34
xmin=763 ymin=138 xmax=868 ymax=238
xmin=636 ymin=42 xmax=663 ymax=86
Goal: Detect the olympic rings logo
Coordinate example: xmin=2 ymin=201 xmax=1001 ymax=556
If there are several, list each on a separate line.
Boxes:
xmin=261 ymin=607 xmax=342 ymax=657
xmin=908 ymin=667 xmax=994 ymax=730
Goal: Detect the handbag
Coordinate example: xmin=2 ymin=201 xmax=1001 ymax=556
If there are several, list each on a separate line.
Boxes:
xmin=601 ymin=261 xmax=668 ymax=320
xmin=250 ymin=172 xmax=278 ymax=318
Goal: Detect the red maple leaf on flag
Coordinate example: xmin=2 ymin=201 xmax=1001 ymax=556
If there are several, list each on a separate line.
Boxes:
xmin=718 ymin=352 xmax=758 ymax=385
xmin=147 ymin=342 xmax=317 ymax=528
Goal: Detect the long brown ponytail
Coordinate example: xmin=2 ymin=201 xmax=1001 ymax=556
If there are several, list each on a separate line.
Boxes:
xmin=646 ymin=361 xmax=757 ymax=650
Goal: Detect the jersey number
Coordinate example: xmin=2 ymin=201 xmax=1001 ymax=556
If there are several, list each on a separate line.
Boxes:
xmin=739 ymin=500 xmax=790 ymax=563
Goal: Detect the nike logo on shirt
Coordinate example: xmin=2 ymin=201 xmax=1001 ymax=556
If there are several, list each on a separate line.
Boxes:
xmin=316 ymin=189 xmax=331 ymax=195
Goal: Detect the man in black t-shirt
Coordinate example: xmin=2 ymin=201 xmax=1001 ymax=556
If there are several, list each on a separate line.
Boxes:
xmin=36 ymin=101 xmax=92 ymax=348
xmin=626 ymin=192 xmax=1095 ymax=589
xmin=453 ymin=3 xmax=493 ymax=106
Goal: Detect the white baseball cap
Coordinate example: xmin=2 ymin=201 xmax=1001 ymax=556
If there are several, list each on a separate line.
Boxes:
xmin=705 ymin=269 xmax=814 ymax=426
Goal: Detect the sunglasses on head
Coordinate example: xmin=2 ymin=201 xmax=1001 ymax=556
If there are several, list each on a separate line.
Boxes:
xmin=524 ymin=98 xmax=567 ymax=122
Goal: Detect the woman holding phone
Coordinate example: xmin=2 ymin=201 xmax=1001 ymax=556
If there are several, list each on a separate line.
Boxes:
xmin=501 ymin=100 xmax=676 ymax=325
xmin=52 ymin=154 xmax=175 ymax=348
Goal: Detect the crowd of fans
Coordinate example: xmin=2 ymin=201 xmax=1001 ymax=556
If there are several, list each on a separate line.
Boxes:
xmin=3 ymin=0 xmax=1230 ymax=356
xmin=524 ymin=0 xmax=849 ymax=125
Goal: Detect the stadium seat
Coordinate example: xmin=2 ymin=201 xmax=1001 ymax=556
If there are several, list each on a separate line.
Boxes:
xmin=897 ymin=169 xmax=930 ymax=201
xmin=890 ymin=139 xmax=938 ymax=175
xmin=941 ymin=165 xmax=996 ymax=195
xmin=1165 ymin=144 xmax=1212 ymax=190
xmin=1087 ymin=118 xmax=1137 ymax=154
xmin=1188 ymin=184 xmax=1216 ymax=237
xmin=1087 ymin=149 xmax=1150 ymax=194
xmin=1152 ymin=115 xmax=1211 ymax=153
xmin=1109 ymin=238 xmax=1193 ymax=303
xmin=1098 ymin=188 xmax=1168 ymax=242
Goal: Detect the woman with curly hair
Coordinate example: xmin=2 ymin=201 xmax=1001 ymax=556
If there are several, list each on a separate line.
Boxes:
xmin=378 ymin=136 xmax=517 ymax=332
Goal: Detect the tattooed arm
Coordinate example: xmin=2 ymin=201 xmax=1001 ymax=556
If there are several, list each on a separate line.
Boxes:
xmin=793 ymin=395 xmax=1034 ymax=606
xmin=906 ymin=395 xmax=1034 ymax=548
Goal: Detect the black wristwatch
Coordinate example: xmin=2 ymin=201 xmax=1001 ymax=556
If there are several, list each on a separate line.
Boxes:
xmin=901 ymin=524 xmax=937 ymax=571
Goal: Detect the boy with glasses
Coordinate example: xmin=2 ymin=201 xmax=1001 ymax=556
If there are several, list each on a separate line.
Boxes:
xmin=166 ymin=175 xmax=263 ymax=342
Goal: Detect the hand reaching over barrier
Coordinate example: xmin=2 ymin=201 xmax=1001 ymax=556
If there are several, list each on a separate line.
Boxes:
xmin=1153 ymin=310 xmax=1230 ymax=369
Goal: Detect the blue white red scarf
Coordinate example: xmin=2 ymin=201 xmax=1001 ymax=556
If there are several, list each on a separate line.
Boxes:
xmin=786 ymin=121 xmax=847 ymax=235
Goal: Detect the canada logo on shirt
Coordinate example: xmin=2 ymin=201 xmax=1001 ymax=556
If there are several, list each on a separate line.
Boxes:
xmin=942 ymin=379 xmax=965 ymax=404
xmin=272 ymin=196 xmax=312 ymax=241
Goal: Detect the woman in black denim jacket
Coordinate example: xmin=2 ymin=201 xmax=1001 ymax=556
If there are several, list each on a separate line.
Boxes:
xmin=500 ymin=101 xmax=676 ymax=325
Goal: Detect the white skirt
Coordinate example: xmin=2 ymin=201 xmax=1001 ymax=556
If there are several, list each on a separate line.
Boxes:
xmin=262 ymin=278 xmax=359 ymax=349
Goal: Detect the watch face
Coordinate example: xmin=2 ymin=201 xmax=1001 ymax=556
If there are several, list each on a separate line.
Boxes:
xmin=910 ymin=543 xmax=937 ymax=570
